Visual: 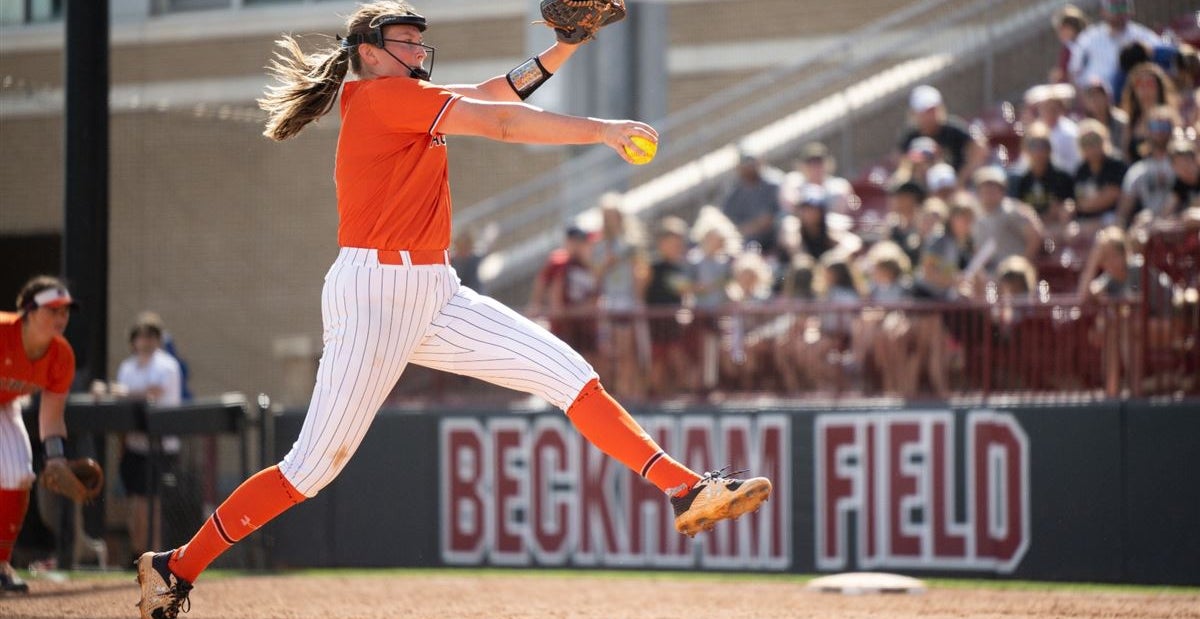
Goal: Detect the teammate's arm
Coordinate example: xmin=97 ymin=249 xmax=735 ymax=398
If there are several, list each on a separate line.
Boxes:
xmin=445 ymin=42 xmax=579 ymax=102
xmin=439 ymin=98 xmax=655 ymax=163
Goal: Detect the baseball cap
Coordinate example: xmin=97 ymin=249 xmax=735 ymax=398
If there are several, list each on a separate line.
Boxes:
xmin=927 ymin=163 xmax=957 ymax=192
xmin=1025 ymin=83 xmax=1075 ymax=106
xmin=30 ymin=286 xmax=77 ymax=310
xmin=973 ymin=166 xmax=1008 ymax=188
xmin=1102 ymin=0 xmax=1133 ymax=15
xmin=801 ymin=141 xmax=830 ymax=162
xmin=565 ymin=225 xmax=588 ymax=240
xmin=892 ymin=181 xmax=927 ymax=202
xmin=908 ymin=136 xmax=939 ymax=158
xmin=909 ymin=85 xmax=943 ymax=112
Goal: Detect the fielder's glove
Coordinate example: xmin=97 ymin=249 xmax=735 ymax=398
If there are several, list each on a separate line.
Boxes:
xmin=41 ymin=457 xmax=104 ymax=504
xmin=540 ymin=0 xmax=627 ymax=45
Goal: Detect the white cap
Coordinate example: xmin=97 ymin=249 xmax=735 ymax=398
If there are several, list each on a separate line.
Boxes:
xmin=1025 ymin=83 xmax=1075 ymax=106
xmin=926 ymin=163 xmax=957 ymax=192
xmin=910 ymin=85 xmax=943 ymax=112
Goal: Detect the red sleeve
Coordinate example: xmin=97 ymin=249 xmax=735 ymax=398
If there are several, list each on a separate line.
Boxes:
xmin=46 ymin=337 xmax=75 ymax=394
xmin=365 ymin=78 xmax=461 ymax=135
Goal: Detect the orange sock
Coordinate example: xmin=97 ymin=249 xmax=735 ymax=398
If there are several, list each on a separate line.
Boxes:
xmin=168 ymin=465 xmax=304 ymax=583
xmin=566 ymin=379 xmax=700 ymax=496
xmin=0 ymin=489 xmax=30 ymax=563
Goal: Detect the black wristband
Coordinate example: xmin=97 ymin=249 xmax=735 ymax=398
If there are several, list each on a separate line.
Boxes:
xmin=43 ymin=436 xmax=66 ymax=459
xmin=506 ymin=56 xmax=553 ymax=100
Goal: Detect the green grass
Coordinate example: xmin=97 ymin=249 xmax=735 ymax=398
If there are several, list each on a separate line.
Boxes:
xmin=24 ymin=566 xmax=1199 ymax=595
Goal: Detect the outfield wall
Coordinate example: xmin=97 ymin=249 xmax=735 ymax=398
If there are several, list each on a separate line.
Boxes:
xmin=264 ymin=401 xmax=1200 ymax=585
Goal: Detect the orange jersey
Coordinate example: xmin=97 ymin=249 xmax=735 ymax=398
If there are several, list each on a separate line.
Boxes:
xmin=334 ymin=77 xmax=462 ymax=251
xmin=0 ymin=312 xmax=75 ymax=405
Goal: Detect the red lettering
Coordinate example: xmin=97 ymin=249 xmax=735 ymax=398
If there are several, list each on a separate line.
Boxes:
xmin=887 ymin=422 xmax=921 ymax=558
xmin=578 ymin=438 xmax=619 ymax=557
xmin=973 ymin=417 xmax=1027 ymax=567
xmin=821 ymin=423 xmax=858 ymax=566
xmin=531 ymin=425 xmax=569 ymax=558
xmin=932 ymin=419 xmax=966 ymax=557
xmin=445 ymin=426 xmax=485 ymax=558
xmin=492 ymin=426 xmax=524 ymax=558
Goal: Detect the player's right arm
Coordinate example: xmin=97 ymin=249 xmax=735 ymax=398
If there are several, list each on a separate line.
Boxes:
xmin=438 ymin=98 xmax=655 ymax=164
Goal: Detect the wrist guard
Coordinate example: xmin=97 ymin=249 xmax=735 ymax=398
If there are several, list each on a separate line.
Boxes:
xmin=507 ymin=56 xmax=553 ymax=100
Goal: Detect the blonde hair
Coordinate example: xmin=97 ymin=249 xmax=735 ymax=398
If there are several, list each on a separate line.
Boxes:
xmin=259 ymin=1 xmax=420 ymax=141
xmin=690 ymin=205 xmax=743 ymax=254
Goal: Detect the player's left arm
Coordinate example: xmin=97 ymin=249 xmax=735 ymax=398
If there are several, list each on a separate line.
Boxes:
xmin=38 ymin=391 xmax=69 ymax=443
xmin=446 ymin=42 xmax=580 ymax=103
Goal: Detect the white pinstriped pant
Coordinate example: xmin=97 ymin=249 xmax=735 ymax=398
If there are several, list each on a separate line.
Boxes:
xmin=279 ymin=247 xmax=597 ymax=497
xmin=0 ymin=400 xmax=35 ymax=490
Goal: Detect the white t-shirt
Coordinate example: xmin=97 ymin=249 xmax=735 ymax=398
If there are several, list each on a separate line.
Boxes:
xmin=1070 ymin=21 xmax=1161 ymax=91
xmin=117 ymin=349 xmax=182 ymax=454
xmin=1049 ymin=117 xmax=1080 ymax=176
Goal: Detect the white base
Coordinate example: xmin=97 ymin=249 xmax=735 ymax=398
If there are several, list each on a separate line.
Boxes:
xmin=805 ymin=572 xmax=927 ymax=595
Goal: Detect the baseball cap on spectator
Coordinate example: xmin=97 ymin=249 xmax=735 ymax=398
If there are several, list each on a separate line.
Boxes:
xmin=801 ymin=141 xmax=831 ymax=163
xmin=565 ymin=225 xmax=588 ymax=240
xmin=926 ymin=162 xmax=957 ymax=192
xmin=656 ymin=216 xmax=690 ymax=239
xmin=973 ymin=166 xmax=1008 ymax=188
xmin=891 ymin=181 xmax=927 ymax=203
xmin=1025 ymin=83 xmax=1075 ymax=106
xmin=909 ymin=85 xmax=943 ymax=112
xmin=1101 ymin=0 xmax=1133 ymax=14
xmin=908 ymin=136 xmax=939 ymax=159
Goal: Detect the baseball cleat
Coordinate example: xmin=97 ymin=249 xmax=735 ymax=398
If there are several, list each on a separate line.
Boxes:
xmin=135 ymin=551 xmax=192 ymax=619
xmin=0 ymin=566 xmax=29 ymax=594
xmin=671 ymin=468 xmax=772 ymax=537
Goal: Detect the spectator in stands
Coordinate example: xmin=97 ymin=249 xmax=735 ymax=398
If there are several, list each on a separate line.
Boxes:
xmin=885 ymin=181 xmax=926 ymax=267
xmin=917 ymin=201 xmax=978 ymax=300
xmin=1120 ymin=105 xmax=1181 ymax=225
xmin=1074 ymin=119 xmax=1130 ymax=228
xmin=1120 ymin=62 xmax=1180 ymax=163
xmin=1167 ymin=137 xmax=1200 ymax=212
xmin=779 ymin=141 xmax=856 ymax=216
xmin=891 ymin=136 xmax=942 ymax=194
xmin=782 ymin=184 xmax=862 ymax=263
xmin=114 ymin=315 xmax=183 ymax=565
xmin=925 ymin=162 xmax=959 ymax=203
xmin=1078 ymin=225 xmax=1174 ymax=395
xmin=1080 ymin=76 xmax=1130 ymax=158
xmin=898 ymin=85 xmax=987 ymax=187
xmin=450 ymin=229 xmax=484 ymax=294
xmin=1026 ymin=83 xmax=1081 ymax=174
xmin=687 ymin=206 xmax=739 ymax=390
xmin=856 ymin=241 xmax=923 ymax=397
xmin=643 ymin=217 xmax=692 ymax=396
xmin=1069 ymin=0 xmax=1160 ymax=96
xmin=972 ymin=166 xmax=1044 ymax=272
xmin=1051 ymin=4 xmax=1088 ymax=84
xmin=721 ymin=252 xmax=774 ymax=390
xmin=1174 ymin=45 xmax=1199 ymax=127
xmin=592 ymin=195 xmax=648 ymax=398
xmin=722 ymin=153 xmax=781 ymax=253
xmin=775 ymin=254 xmax=828 ymax=393
xmin=1011 ymin=122 xmax=1075 ymax=232
xmin=531 ymin=225 xmax=599 ymax=367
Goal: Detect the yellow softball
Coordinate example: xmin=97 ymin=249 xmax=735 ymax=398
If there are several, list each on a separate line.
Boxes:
xmin=624 ymin=136 xmax=657 ymax=165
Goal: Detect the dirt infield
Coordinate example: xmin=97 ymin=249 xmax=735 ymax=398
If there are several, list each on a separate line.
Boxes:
xmin=3 ymin=571 xmax=1198 ymax=619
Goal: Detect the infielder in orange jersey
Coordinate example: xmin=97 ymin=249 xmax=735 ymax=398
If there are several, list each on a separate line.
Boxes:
xmin=137 ymin=3 xmax=771 ymax=616
xmin=0 ymin=276 xmax=79 ymax=594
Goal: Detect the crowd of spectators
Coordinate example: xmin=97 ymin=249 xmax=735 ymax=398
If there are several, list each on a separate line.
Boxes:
xmin=513 ymin=0 xmax=1199 ymax=401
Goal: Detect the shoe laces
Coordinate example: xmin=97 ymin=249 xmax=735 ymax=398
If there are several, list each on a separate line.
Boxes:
xmin=699 ymin=466 xmax=748 ymax=486
xmin=165 ymin=580 xmax=193 ymax=618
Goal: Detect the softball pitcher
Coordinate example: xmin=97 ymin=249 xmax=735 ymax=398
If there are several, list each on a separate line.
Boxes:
xmin=137 ymin=3 xmax=771 ymax=616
